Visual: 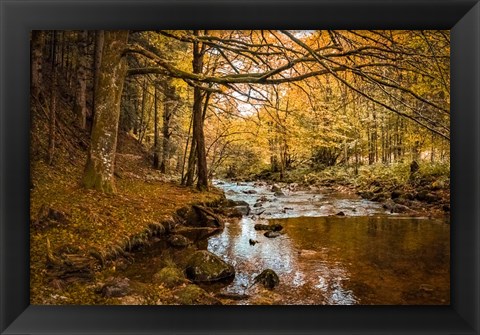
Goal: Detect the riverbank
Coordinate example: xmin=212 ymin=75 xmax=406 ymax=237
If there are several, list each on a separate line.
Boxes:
xmin=235 ymin=162 xmax=450 ymax=218
xmin=30 ymin=133 xmax=224 ymax=304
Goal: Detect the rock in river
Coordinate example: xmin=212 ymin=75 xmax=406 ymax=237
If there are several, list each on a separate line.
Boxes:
xmin=264 ymin=231 xmax=282 ymax=238
xmin=185 ymin=250 xmax=235 ymax=283
xmin=254 ymin=223 xmax=283 ymax=231
xmin=243 ymin=189 xmax=257 ymax=194
xmin=253 ymin=269 xmax=280 ymax=290
xmin=221 ymin=200 xmax=250 ymax=216
xmin=271 ymin=184 xmax=282 ymax=192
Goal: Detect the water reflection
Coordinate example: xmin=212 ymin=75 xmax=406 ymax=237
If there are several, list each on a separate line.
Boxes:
xmin=208 ymin=215 xmax=450 ymax=305
xmin=208 ymin=216 xmax=297 ymax=295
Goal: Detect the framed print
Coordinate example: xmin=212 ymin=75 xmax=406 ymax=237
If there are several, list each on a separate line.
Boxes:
xmin=1 ymin=0 xmax=479 ymax=334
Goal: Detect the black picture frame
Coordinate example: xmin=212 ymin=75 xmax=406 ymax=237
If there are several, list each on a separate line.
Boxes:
xmin=1 ymin=0 xmax=479 ymax=334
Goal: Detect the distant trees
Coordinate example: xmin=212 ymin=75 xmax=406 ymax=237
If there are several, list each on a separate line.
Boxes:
xmin=31 ymin=31 xmax=45 ymax=99
xmin=31 ymin=29 xmax=450 ymax=191
xmin=73 ymin=30 xmax=88 ymax=130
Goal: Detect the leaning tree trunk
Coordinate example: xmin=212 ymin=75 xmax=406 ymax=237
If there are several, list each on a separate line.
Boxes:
xmin=73 ymin=30 xmax=88 ymax=129
xmin=83 ymin=30 xmax=129 ymax=193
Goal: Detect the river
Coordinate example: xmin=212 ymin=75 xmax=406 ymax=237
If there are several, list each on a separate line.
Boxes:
xmin=205 ymin=179 xmax=450 ymax=305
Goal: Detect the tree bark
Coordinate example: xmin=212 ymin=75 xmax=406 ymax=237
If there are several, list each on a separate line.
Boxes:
xmin=138 ymin=78 xmax=148 ymax=144
xmin=73 ymin=30 xmax=88 ymax=129
xmin=181 ymin=116 xmax=193 ymax=185
xmin=91 ymin=30 xmax=105 ymax=125
xmin=47 ymin=31 xmax=57 ymax=166
xmin=31 ymin=31 xmax=45 ymax=99
xmin=83 ymin=30 xmax=129 ymax=193
xmin=153 ymin=84 xmax=160 ymax=169
xmin=192 ymin=30 xmax=209 ymax=190
xmin=185 ymin=136 xmax=197 ymax=187
xmin=160 ymin=81 xmax=174 ymax=173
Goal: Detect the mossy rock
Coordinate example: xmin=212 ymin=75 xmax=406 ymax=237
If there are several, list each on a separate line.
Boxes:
xmin=174 ymin=284 xmax=221 ymax=305
xmin=185 ymin=205 xmax=223 ymax=228
xmin=99 ymin=277 xmax=132 ymax=298
xmin=152 ymin=267 xmax=186 ymax=288
xmin=249 ymin=289 xmax=282 ymax=305
xmin=253 ymin=269 xmax=280 ymax=290
xmin=185 ymin=250 xmax=235 ymax=283
xmin=167 ymin=234 xmax=191 ymax=248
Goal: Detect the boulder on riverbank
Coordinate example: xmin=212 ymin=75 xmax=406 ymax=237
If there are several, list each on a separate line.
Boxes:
xmin=185 ymin=250 xmax=235 ymax=283
xmin=185 ymin=205 xmax=223 ymax=228
xmin=174 ymin=284 xmax=222 ymax=305
xmin=99 ymin=277 xmax=132 ymax=298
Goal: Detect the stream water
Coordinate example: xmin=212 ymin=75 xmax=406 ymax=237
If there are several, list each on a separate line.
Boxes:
xmin=205 ymin=180 xmax=450 ymax=305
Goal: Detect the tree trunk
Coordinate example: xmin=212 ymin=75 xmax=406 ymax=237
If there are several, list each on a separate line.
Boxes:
xmin=176 ymin=145 xmax=184 ymax=173
xmin=91 ymin=30 xmax=105 ymax=125
xmin=31 ymin=31 xmax=45 ymax=99
xmin=83 ymin=30 xmax=129 ymax=193
xmin=181 ymin=116 xmax=193 ymax=185
xmin=138 ymin=78 xmax=148 ymax=144
xmin=47 ymin=31 xmax=57 ymax=166
xmin=60 ymin=31 xmax=65 ymax=68
xmin=153 ymin=85 xmax=160 ymax=169
xmin=73 ymin=30 xmax=88 ymax=129
xmin=192 ymin=30 xmax=209 ymax=190
xmin=185 ymin=136 xmax=197 ymax=187
xmin=160 ymin=81 xmax=174 ymax=173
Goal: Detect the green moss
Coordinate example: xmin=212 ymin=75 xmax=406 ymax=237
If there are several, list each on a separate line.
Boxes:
xmin=82 ymin=158 xmax=115 ymax=194
xmin=152 ymin=267 xmax=185 ymax=288
xmin=174 ymin=285 xmax=206 ymax=305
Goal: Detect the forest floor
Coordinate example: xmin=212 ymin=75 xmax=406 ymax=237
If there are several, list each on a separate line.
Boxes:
xmin=30 ymin=131 xmax=224 ymax=304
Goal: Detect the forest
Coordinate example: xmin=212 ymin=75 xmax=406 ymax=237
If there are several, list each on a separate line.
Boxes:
xmin=30 ymin=30 xmax=450 ymax=305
